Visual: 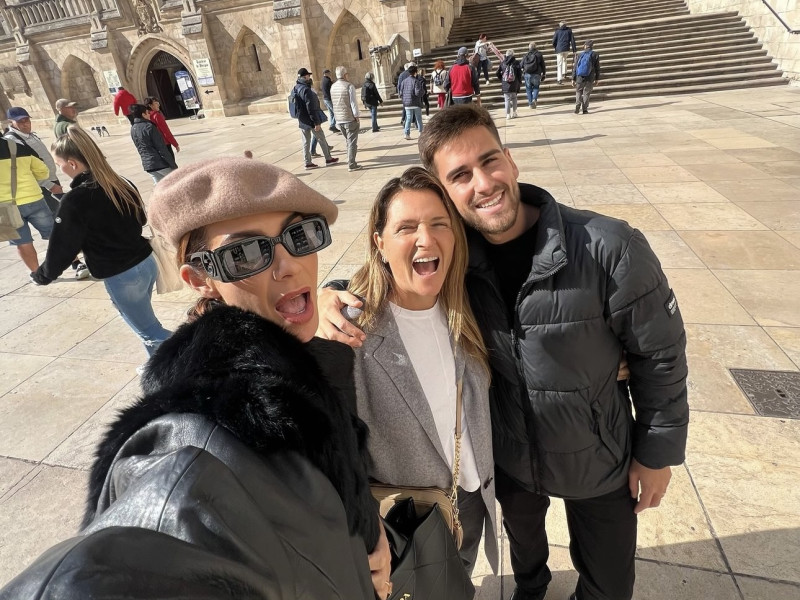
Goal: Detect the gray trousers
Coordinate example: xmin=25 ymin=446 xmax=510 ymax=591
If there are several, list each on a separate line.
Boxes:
xmin=149 ymin=168 xmax=175 ymax=184
xmin=301 ymin=127 xmax=332 ymax=164
xmin=575 ymin=77 xmax=595 ymax=112
xmin=339 ymin=121 xmax=359 ymax=168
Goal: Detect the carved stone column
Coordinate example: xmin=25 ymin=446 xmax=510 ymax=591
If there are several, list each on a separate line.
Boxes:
xmin=370 ymin=45 xmax=394 ymax=98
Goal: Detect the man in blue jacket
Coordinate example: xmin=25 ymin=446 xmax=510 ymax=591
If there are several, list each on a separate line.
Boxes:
xmin=293 ymin=67 xmax=339 ymax=170
xmin=319 ymin=104 xmax=689 ymax=600
xmin=552 ymin=21 xmax=577 ymax=84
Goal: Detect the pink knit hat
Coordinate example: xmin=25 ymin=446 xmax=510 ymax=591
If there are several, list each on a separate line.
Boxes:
xmin=148 ymin=157 xmax=338 ymax=247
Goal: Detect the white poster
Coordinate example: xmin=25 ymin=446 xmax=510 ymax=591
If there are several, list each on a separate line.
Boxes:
xmin=175 ymin=70 xmax=200 ymax=110
xmin=192 ymin=58 xmax=215 ymax=87
xmin=103 ymin=69 xmax=121 ymax=93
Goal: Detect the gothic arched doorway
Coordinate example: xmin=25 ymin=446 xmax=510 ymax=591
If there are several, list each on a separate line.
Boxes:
xmin=146 ymin=51 xmax=197 ymax=119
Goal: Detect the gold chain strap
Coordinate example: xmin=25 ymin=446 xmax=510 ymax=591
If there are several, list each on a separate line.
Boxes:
xmin=449 ymin=378 xmax=463 ymax=538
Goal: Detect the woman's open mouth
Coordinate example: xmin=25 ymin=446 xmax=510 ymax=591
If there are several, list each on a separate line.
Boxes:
xmin=412 ymin=256 xmax=440 ymax=277
xmin=275 ymin=289 xmax=314 ymax=324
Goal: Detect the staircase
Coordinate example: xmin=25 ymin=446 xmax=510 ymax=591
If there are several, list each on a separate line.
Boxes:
xmin=376 ymin=0 xmax=786 ymax=118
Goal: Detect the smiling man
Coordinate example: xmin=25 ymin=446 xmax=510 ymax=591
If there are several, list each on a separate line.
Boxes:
xmin=319 ymin=104 xmax=689 ymax=600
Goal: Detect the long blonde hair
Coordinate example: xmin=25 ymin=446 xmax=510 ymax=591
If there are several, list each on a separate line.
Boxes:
xmin=349 ymin=167 xmax=488 ymax=369
xmin=52 ymin=125 xmax=144 ymax=223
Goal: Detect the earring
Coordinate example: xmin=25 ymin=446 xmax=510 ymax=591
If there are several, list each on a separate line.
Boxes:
xmin=381 ymin=254 xmax=387 ymax=264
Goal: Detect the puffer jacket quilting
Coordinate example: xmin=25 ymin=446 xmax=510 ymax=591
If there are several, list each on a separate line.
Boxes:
xmin=465 ymin=183 xmax=689 ymax=499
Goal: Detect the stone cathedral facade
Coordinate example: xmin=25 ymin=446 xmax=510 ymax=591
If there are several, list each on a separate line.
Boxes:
xmin=0 ymin=0 xmax=468 ymax=125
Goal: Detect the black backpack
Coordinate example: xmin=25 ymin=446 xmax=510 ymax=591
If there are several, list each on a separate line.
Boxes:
xmin=287 ymin=86 xmax=300 ymax=118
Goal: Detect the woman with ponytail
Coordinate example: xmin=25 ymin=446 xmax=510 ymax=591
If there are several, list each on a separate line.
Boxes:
xmin=30 ymin=125 xmax=170 ymax=357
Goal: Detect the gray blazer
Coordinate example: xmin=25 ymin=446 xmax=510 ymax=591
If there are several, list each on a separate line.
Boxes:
xmin=353 ymin=308 xmax=498 ymax=570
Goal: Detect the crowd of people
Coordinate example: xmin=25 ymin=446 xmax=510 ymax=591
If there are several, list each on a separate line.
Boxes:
xmin=0 ymin=25 xmax=672 ymax=600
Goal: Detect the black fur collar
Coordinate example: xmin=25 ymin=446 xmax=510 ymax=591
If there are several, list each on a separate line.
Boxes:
xmin=85 ymin=305 xmax=378 ymax=549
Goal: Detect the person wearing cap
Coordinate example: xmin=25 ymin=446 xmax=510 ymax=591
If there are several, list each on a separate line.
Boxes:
xmin=572 ymin=40 xmax=601 ymax=114
xmin=3 ymin=156 xmax=391 ymax=600
xmin=29 ymin=125 xmax=170 ymax=357
xmin=330 ymin=65 xmax=362 ymax=172
xmin=444 ymin=47 xmax=480 ymax=105
xmin=552 ymin=21 xmax=577 ymax=84
xmin=113 ymin=86 xmax=138 ymax=125
xmin=129 ymin=103 xmax=179 ymax=183
xmin=53 ymin=98 xmax=79 ymax=138
xmin=320 ymin=68 xmax=340 ymax=134
xmin=293 ymin=67 xmax=339 ymax=170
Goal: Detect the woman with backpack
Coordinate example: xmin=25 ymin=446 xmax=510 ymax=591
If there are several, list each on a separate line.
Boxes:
xmin=496 ymin=49 xmax=523 ymax=120
xmin=361 ymin=72 xmax=384 ymax=133
xmin=431 ymin=59 xmax=448 ymax=109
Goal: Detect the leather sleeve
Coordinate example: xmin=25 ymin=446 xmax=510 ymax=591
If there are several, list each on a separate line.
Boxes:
xmin=607 ymin=230 xmax=689 ymax=469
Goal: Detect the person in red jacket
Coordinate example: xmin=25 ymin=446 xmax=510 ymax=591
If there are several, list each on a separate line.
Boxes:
xmin=113 ymin=87 xmax=137 ymax=125
xmin=144 ymin=97 xmax=180 ymax=156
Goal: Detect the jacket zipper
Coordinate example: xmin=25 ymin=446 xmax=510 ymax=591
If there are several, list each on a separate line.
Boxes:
xmin=511 ymin=259 xmax=568 ymax=494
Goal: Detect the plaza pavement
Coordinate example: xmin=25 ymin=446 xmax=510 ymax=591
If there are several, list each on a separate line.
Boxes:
xmin=0 ymin=87 xmax=799 ymax=598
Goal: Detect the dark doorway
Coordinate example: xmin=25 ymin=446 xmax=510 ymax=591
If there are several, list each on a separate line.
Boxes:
xmin=145 ymin=51 xmax=197 ymax=119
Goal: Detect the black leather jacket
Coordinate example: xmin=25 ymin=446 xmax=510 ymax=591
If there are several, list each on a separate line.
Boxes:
xmin=130 ymin=118 xmax=178 ymax=172
xmin=466 ymin=184 xmax=689 ymax=499
xmin=1 ymin=306 xmax=378 ymax=599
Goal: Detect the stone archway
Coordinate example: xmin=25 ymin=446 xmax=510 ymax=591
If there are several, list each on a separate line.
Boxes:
xmin=231 ymin=26 xmax=281 ymax=101
xmin=61 ymin=55 xmax=101 ymax=109
xmin=326 ymin=10 xmax=373 ymax=86
xmin=126 ymin=35 xmax=194 ymax=102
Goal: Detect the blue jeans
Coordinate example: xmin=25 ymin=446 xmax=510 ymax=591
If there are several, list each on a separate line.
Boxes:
xmin=149 ymin=168 xmax=175 ymax=184
xmin=525 ymin=73 xmax=541 ymax=105
xmin=103 ymin=253 xmax=171 ymax=357
xmin=403 ymin=107 xmax=423 ymax=136
xmin=323 ymin=99 xmax=336 ymax=129
xmin=369 ymin=105 xmax=379 ymax=131
xmin=8 ymin=198 xmax=54 ymax=246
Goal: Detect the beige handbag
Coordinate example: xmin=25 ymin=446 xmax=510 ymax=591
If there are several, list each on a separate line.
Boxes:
xmin=148 ymin=232 xmax=184 ymax=294
xmin=371 ymin=379 xmax=465 ymax=550
xmin=0 ymin=138 xmax=24 ymax=242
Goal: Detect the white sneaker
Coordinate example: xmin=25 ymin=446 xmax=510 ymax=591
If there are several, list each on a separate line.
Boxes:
xmin=506 ymin=114 xmax=511 ymax=120
xmin=512 ymin=111 xmax=518 ymax=118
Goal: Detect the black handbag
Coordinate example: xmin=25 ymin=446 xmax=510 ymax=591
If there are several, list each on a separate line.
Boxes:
xmin=383 ymin=497 xmax=475 ymax=600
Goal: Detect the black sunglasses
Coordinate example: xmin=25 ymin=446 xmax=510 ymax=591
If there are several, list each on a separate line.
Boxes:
xmin=189 ymin=216 xmax=331 ymax=283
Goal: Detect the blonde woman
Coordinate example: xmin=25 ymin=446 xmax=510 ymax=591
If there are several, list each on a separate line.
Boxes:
xmin=30 ymin=125 xmax=170 ymax=357
xmin=327 ymin=167 xmax=498 ymax=574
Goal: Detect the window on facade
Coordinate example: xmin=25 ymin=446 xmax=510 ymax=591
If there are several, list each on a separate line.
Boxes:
xmin=252 ymin=44 xmax=262 ymax=71
xmin=357 ymin=39 xmax=363 ymax=60
xmin=441 ymin=16 xmax=445 ymax=27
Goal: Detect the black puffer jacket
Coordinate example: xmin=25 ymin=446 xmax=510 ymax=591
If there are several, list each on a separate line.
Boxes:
xmin=496 ymin=56 xmax=522 ymax=93
xmin=130 ymin=117 xmax=178 ymax=172
xmin=294 ymin=77 xmax=325 ymax=130
xmin=466 ymin=184 xmax=689 ymax=499
xmin=0 ymin=306 xmax=377 ymax=599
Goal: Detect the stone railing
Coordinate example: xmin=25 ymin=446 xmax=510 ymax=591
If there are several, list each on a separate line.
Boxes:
xmin=2 ymin=0 xmax=120 ymax=35
xmin=369 ymin=33 xmax=410 ymax=97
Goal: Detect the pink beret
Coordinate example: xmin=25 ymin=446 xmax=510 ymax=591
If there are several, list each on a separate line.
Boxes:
xmin=148 ymin=157 xmax=338 ymax=247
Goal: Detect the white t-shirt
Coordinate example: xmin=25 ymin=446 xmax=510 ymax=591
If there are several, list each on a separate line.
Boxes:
xmin=391 ymin=301 xmax=481 ymax=492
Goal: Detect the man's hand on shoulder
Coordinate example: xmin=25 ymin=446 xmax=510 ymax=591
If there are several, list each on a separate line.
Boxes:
xmin=628 ymin=459 xmax=672 ymax=514
xmin=316 ymin=287 xmax=367 ymax=348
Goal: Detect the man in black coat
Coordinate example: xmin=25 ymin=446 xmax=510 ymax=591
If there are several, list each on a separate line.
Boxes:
xmin=293 ymin=67 xmax=339 ymax=169
xmin=552 ymin=21 xmax=577 ymax=84
xmin=320 ymin=104 xmax=689 ymax=600
xmin=320 ymin=69 xmax=340 ymax=134
xmin=129 ymin=104 xmax=178 ymax=184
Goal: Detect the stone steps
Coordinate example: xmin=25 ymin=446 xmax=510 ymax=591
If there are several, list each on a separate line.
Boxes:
xmin=375 ymin=1 xmax=786 ymax=118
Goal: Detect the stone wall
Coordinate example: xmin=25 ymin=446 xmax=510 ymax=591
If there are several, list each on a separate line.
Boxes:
xmin=328 ymin=9 xmax=373 ymax=84
xmin=685 ymin=0 xmax=800 ymax=81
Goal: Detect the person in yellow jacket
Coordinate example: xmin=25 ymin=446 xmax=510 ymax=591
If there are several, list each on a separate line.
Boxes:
xmin=1 ymin=135 xmax=54 ymax=274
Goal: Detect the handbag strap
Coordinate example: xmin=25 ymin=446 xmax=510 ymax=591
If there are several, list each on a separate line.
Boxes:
xmin=7 ymin=138 xmax=18 ymax=203
xmin=448 ymin=377 xmax=464 ymax=529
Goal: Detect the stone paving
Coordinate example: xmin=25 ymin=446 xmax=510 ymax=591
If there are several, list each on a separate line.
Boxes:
xmin=1 ymin=87 xmax=799 ymax=598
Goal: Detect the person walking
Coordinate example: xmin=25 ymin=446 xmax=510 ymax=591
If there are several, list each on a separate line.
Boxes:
xmin=474 ymin=33 xmax=492 ymax=84
xmin=444 ymin=47 xmax=480 ymax=106
xmin=330 ymin=66 xmax=362 ymax=172
xmin=129 ymin=103 xmax=178 ymax=184
xmin=520 ymin=42 xmax=546 ymax=108
xmin=53 ymin=98 xmax=78 ymax=138
xmin=431 ymin=59 xmax=448 ymax=109
xmin=0 ymin=130 xmax=54 ymax=275
xmin=552 ymin=21 xmax=577 ymax=84
xmin=400 ymin=65 xmax=425 ymax=140
xmin=497 ymin=49 xmax=522 ymax=120
xmin=293 ymin=67 xmax=339 ymax=169
xmin=396 ymin=62 xmax=415 ymax=128
xmin=573 ymin=40 xmax=601 ymax=114
xmin=361 ymin=72 xmax=383 ymax=133
xmin=29 ymin=125 xmax=171 ymax=358
xmin=320 ymin=69 xmax=340 ymax=134
xmin=113 ymin=87 xmax=138 ymax=125
xmin=143 ymin=97 xmax=179 ymax=155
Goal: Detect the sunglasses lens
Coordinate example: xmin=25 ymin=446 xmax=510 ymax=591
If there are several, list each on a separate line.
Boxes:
xmin=285 ymin=218 xmax=330 ymax=255
xmin=221 ymin=238 xmax=272 ymax=278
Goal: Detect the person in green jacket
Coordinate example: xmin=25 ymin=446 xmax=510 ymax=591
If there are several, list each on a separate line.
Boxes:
xmin=53 ymin=98 xmax=79 ymax=138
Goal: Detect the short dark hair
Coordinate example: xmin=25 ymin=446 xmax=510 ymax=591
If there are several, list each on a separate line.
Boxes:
xmin=129 ymin=104 xmax=148 ymax=119
xmin=408 ymin=65 xmax=418 ymax=75
xmin=418 ymin=104 xmax=503 ymax=172
xmin=143 ymin=96 xmax=159 ymax=108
